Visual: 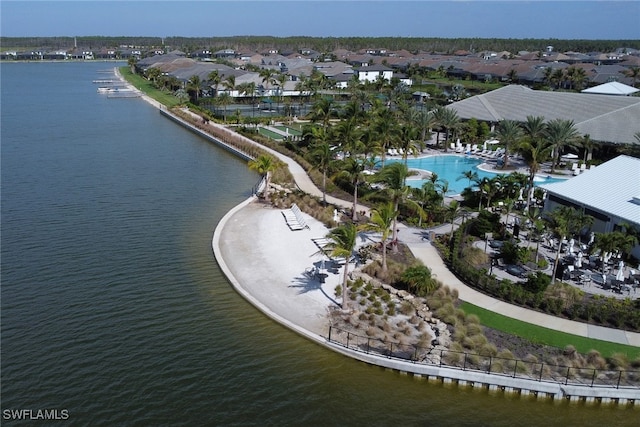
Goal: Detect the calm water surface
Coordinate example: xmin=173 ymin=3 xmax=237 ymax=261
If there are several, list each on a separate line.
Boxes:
xmin=1 ymin=62 xmax=637 ymax=426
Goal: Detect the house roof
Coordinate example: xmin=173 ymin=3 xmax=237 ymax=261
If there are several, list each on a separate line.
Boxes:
xmin=540 ymin=155 xmax=640 ymax=227
xmin=446 ymin=85 xmax=640 ymax=144
xmin=581 ymin=81 xmax=640 ymax=95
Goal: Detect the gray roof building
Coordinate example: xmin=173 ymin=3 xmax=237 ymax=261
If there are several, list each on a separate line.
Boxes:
xmin=447 ymin=85 xmax=640 ymax=145
xmin=540 ymin=155 xmax=640 ymax=235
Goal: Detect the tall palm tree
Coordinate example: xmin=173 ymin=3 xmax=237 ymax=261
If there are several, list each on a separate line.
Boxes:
xmin=276 ymin=72 xmax=287 ymax=112
xmin=259 ymin=67 xmax=277 ymax=96
xmin=187 ymin=75 xmax=201 ymax=102
xmin=433 ymin=106 xmax=460 ymax=152
xmin=223 ymin=74 xmax=236 ymax=97
xmin=372 ymin=107 xmax=398 ymax=167
xmin=310 ymin=97 xmax=335 ymax=130
xmin=519 ymin=115 xmax=551 ymax=210
xmin=216 ymin=93 xmax=232 ymax=122
xmin=580 ymin=134 xmax=595 ymax=163
xmin=325 ymin=223 xmax=358 ymax=310
xmin=334 ymin=157 xmax=365 ymax=221
xmin=376 ymin=162 xmax=414 ymax=252
xmin=361 ymin=202 xmax=396 ymax=272
xmin=248 ymin=155 xmax=277 ymax=202
xmin=397 ymin=122 xmax=420 ymax=167
xmin=334 ymin=117 xmax=363 ymax=156
xmin=413 ymin=108 xmax=433 ymax=141
xmin=307 ymin=135 xmax=333 ymax=205
xmin=493 ymin=119 xmax=524 ymax=169
xmin=544 ymin=206 xmax=593 ymax=281
xmin=208 ymin=70 xmax=221 ymax=97
xmin=544 ymin=118 xmax=581 ymax=173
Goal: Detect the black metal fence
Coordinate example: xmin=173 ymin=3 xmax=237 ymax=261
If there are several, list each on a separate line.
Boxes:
xmin=327 ymin=326 xmax=640 ymax=389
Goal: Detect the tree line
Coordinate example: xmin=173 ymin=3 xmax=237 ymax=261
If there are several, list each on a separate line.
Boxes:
xmin=3 ymin=35 xmax=639 ymax=54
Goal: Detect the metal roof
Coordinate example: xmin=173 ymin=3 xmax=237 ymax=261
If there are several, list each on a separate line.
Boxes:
xmin=540 ymin=155 xmax=640 ymax=227
xmin=447 ymin=85 xmax=640 ymax=144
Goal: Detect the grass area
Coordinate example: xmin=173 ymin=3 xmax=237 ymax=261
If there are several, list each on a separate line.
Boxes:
xmin=460 ymin=302 xmax=640 ymax=359
xmin=258 ymin=127 xmax=284 ymax=140
xmin=118 ymin=67 xmax=182 ymax=108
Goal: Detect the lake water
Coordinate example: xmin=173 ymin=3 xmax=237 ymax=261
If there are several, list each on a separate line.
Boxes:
xmin=1 ymin=62 xmax=637 ymax=425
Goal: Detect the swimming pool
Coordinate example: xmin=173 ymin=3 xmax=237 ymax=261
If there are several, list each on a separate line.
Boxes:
xmin=388 ymin=155 xmax=565 ymax=195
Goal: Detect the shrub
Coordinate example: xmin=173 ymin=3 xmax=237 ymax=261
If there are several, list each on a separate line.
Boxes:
xmin=523 ymin=271 xmax=551 ymax=294
xmin=399 ymin=301 xmax=414 ymax=316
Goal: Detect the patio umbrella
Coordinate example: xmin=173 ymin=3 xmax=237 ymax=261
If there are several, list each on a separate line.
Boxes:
xmin=588 ymin=232 xmax=595 ymax=245
xmin=575 ymin=252 xmax=583 ymax=268
xmin=616 ymin=266 xmax=625 ymax=283
xmin=566 ymin=238 xmax=574 ymax=255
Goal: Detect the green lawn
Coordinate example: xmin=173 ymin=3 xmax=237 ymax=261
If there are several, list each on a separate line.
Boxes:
xmin=119 ymin=67 xmax=182 ymax=108
xmin=258 ymin=127 xmax=284 ymax=140
xmin=461 ymin=302 xmax=640 ymax=359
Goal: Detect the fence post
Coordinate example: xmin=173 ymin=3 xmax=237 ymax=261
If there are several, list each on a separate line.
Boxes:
xmin=488 ymin=356 xmax=492 ymax=374
xmin=440 ymin=349 xmax=443 ymax=367
xmin=388 ymin=342 xmax=393 ymax=358
xmin=366 ymin=338 xmax=370 ymax=354
xmin=347 ymin=332 xmax=350 ymax=349
xmin=591 ymin=368 xmax=597 ymax=387
xmin=413 ymin=346 xmax=418 ymax=363
xmin=463 ymin=352 xmax=468 ymax=371
xmin=617 ymin=371 xmax=623 ymax=389
xmin=539 ymin=363 xmax=544 ymax=382
xmin=328 ymin=326 xmax=332 ymax=342
xmin=565 ymin=367 xmax=571 ymax=385
xmin=513 ymin=360 xmax=518 ymax=378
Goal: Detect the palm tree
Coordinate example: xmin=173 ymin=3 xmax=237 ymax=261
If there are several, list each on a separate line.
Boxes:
xmin=223 ymin=74 xmax=236 ymax=97
xmin=307 ymin=136 xmax=333 ymax=205
xmin=276 ymin=72 xmax=287 ymax=112
xmin=580 ymin=134 xmax=595 ymax=163
xmin=325 ymin=223 xmax=358 ymax=310
xmin=259 ymin=67 xmax=277 ymax=96
xmin=519 ymin=115 xmax=551 ymax=209
xmin=334 ymin=117 xmax=363 ymax=156
xmin=208 ymin=70 xmax=221 ymax=97
xmin=376 ymin=162 xmax=414 ymax=252
xmin=415 ymin=109 xmax=435 ymax=144
xmin=334 ymin=157 xmax=365 ymax=221
xmin=310 ymin=97 xmax=334 ymax=130
xmin=187 ymin=75 xmax=201 ymax=102
xmin=361 ymin=202 xmax=396 ymax=272
xmin=544 ymin=206 xmax=593 ymax=281
xmin=372 ymin=107 xmax=398 ymax=167
xmin=398 ymin=122 xmax=420 ymax=167
xmin=248 ymin=155 xmax=277 ymax=202
xmin=216 ymin=93 xmax=232 ymax=122
xmin=433 ymin=106 xmax=460 ymax=152
xmin=446 ymin=199 xmax=463 ymax=235
xmin=544 ymin=118 xmax=581 ymax=173
xmin=410 ymin=182 xmax=442 ymax=227
xmin=145 ymin=67 xmax=161 ymax=85
xmin=493 ymin=119 xmax=524 ymax=169
xmin=457 ymin=170 xmax=479 ymax=190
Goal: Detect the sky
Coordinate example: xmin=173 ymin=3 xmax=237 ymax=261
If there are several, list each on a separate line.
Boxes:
xmin=1 ymin=1 xmax=639 ymax=40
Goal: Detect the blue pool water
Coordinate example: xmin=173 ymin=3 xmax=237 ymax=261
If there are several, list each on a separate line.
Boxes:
xmin=389 ymin=155 xmax=565 ymax=195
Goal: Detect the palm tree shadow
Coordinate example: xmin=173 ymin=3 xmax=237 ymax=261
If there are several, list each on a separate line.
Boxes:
xmin=289 ymin=272 xmax=340 ymax=307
